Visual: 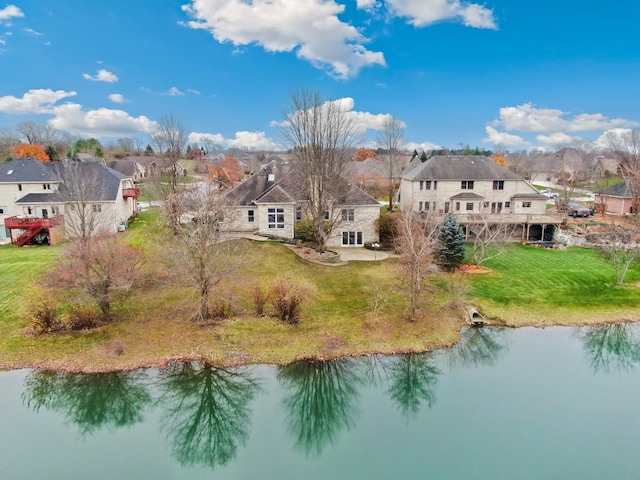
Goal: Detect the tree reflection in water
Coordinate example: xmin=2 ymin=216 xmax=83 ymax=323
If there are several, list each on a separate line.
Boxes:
xmin=277 ymin=358 xmax=360 ymax=456
xmin=579 ymin=323 xmax=640 ymax=373
xmin=156 ymin=362 xmax=260 ymax=470
xmin=446 ymin=326 xmax=507 ymax=368
xmin=386 ymin=353 xmax=440 ymax=421
xmin=22 ymin=370 xmax=151 ymax=436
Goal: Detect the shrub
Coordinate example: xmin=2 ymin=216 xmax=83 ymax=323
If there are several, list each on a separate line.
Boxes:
xmin=252 ymin=283 xmax=270 ymax=316
xmin=26 ymin=294 xmax=62 ymax=334
xmin=377 ymin=211 xmax=398 ymax=244
xmin=294 ymin=219 xmax=316 ymax=242
xmin=270 ymin=278 xmax=310 ymax=325
xmin=65 ymin=304 xmax=102 ymax=331
xmin=210 ymin=297 xmax=233 ymax=319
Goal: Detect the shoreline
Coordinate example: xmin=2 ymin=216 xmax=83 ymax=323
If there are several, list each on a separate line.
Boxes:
xmin=1 ymin=313 xmax=636 ymax=374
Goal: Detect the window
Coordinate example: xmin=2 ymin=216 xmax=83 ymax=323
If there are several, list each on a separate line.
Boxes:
xmin=433 ymin=181 xmax=438 ymax=190
xmin=25 ymin=207 xmax=33 ymax=215
xmin=522 ymin=202 xmax=531 ymax=208
xmin=18 ymin=184 xmax=22 ymax=191
xmin=461 ymin=180 xmax=474 ymax=189
xmin=419 ymin=181 xmax=424 ymax=190
xmin=92 ymin=204 xmax=102 ymax=213
xmin=324 ymin=210 xmax=330 ymax=220
xmin=43 ymin=183 xmax=51 ymax=190
xmin=419 ymin=201 xmax=423 ymax=211
xmin=466 ymin=202 xmax=474 ymax=211
xmin=483 ymin=202 xmax=490 ymax=208
xmin=455 ymin=202 xmax=460 ymax=211
xmin=505 ymin=202 xmax=511 ymax=208
xmin=51 ymin=206 xmax=59 ymax=215
xmin=341 ymin=209 xmax=354 ymax=221
xmin=296 ymin=206 xmax=302 ymax=221
xmin=425 ymin=181 xmax=431 ymax=190
xmin=0 ymin=206 xmax=6 ymax=214
xmin=444 ymin=202 xmax=450 ymax=213
xmin=493 ymin=180 xmax=504 ymax=190
xmin=268 ymin=207 xmax=285 ymax=229
xmin=247 ymin=210 xmax=255 ymax=223
xmin=342 ymin=231 xmax=363 ymax=246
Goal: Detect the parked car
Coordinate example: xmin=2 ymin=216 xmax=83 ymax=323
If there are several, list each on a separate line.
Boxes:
xmin=540 ymin=189 xmax=559 ymax=199
xmin=566 ymin=203 xmax=591 ymax=218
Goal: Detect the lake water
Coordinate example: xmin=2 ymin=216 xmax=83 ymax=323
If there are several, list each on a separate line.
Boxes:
xmin=2 ymin=325 xmax=640 ymax=479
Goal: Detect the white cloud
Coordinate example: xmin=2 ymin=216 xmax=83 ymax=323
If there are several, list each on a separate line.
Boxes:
xmin=271 ymin=97 xmax=405 ymax=136
xmin=382 ymin=0 xmax=497 ymax=29
xmin=0 ymin=5 xmax=23 ymax=22
xmin=187 ymin=88 xmax=201 ymax=95
xmin=483 ymin=126 xmax=528 ymax=147
xmin=164 ymin=87 xmax=184 ymax=96
xmin=82 ymin=68 xmax=118 ymax=82
xmin=405 ymin=140 xmax=442 ymax=152
xmin=492 ymin=103 xmax=636 ymax=134
xmin=189 ymin=132 xmax=226 ymax=145
xmin=535 ymin=132 xmax=574 ymax=145
xmin=0 ymin=88 xmax=77 ymax=114
xmin=181 ymin=0 xmax=385 ymax=79
xmin=108 ymin=93 xmax=126 ymax=104
xmin=189 ymin=130 xmax=279 ymax=150
xmin=49 ymin=104 xmax=156 ymax=137
xmin=23 ymin=27 xmax=43 ymax=36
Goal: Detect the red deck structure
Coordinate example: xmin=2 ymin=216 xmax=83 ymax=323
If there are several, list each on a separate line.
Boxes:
xmin=5 ymin=216 xmax=64 ymax=246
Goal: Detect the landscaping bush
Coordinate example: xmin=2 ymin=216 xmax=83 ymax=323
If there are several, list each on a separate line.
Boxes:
xmin=66 ymin=304 xmax=102 ymax=331
xmin=294 ymin=219 xmax=316 ymax=242
xmin=376 ymin=211 xmax=398 ymax=245
xmin=252 ymin=283 xmax=270 ymax=316
xmin=270 ymin=278 xmax=309 ymax=325
xmin=26 ymin=294 xmax=62 ymax=334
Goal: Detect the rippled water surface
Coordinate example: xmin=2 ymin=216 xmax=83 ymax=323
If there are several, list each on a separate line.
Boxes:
xmin=2 ymin=325 xmax=640 ymax=479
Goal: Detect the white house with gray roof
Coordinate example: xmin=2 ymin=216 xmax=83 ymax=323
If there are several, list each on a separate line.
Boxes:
xmin=224 ymin=160 xmax=380 ymax=247
xmin=400 ymin=155 xmax=564 ymax=241
xmin=0 ymin=157 xmax=139 ymax=245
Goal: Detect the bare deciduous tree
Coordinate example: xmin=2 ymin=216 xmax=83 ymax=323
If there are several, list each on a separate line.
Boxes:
xmin=598 ymin=223 xmax=640 ymax=285
xmin=394 ymin=209 xmax=439 ymax=321
xmin=278 ymin=90 xmax=359 ymax=252
xmin=151 ymin=114 xmax=190 ymax=233
xmin=54 ymin=161 xmax=110 ymax=240
xmin=53 ymin=234 xmax=145 ymax=322
xmin=167 ymin=182 xmax=246 ymax=322
xmin=376 ymin=116 xmax=405 ymax=211
xmin=16 ymin=121 xmax=58 ymax=145
xmin=467 ymin=213 xmax=515 ymax=266
xmin=606 ymin=128 xmax=640 ymax=217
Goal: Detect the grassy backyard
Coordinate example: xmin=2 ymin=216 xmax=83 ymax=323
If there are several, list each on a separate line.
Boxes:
xmin=1 ymin=210 xmax=639 ymax=371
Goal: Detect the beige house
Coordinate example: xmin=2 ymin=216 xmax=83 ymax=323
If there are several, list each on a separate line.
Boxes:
xmin=0 ymin=157 xmax=139 ymax=245
xmin=224 ymin=161 xmax=380 ymax=247
xmin=400 ymin=155 xmax=564 ymax=241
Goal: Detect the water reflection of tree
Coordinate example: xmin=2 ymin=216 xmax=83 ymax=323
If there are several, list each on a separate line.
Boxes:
xmin=386 ymin=353 xmax=440 ymax=421
xmin=580 ymin=323 xmax=640 ymax=373
xmin=22 ymin=370 xmax=151 ymax=435
xmin=156 ymin=362 xmax=260 ymax=470
xmin=446 ymin=327 xmax=507 ymax=368
xmin=277 ymin=359 xmax=360 ymax=456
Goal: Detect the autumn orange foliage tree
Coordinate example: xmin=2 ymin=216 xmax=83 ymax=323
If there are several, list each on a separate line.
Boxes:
xmin=492 ymin=153 xmax=508 ymax=168
xmin=354 ymin=148 xmax=378 ymax=161
xmin=208 ymin=155 xmax=244 ymax=187
xmin=13 ymin=143 xmax=50 ymax=162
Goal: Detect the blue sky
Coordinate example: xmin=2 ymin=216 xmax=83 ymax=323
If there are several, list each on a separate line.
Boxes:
xmin=0 ymin=0 xmax=638 ymax=152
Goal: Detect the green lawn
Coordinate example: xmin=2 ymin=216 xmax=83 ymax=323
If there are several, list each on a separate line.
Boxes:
xmin=1 ymin=212 xmax=640 ymax=371
xmin=468 ymin=243 xmax=640 ymax=325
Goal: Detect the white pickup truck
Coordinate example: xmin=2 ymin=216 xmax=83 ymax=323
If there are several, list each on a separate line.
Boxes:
xmin=540 ymin=189 xmax=558 ymax=199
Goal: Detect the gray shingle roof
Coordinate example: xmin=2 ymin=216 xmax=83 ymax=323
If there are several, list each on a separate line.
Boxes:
xmin=597 ymin=180 xmax=631 ymax=198
xmin=15 ymin=193 xmax=61 ymax=204
xmin=225 ymin=160 xmax=379 ymax=207
xmin=0 ymin=157 xmax=61 ymax=183
xmin=403 ymin=155 xmax=522 ymax=181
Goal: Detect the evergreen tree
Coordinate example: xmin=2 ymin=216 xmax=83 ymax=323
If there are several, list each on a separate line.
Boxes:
xmin=144 ymin=144 xmax=154 ymax=156
xmin=436 ymin=214 xmax=466 ymax=270
xmin=420 ymin=151 xmax=428 ymax=162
